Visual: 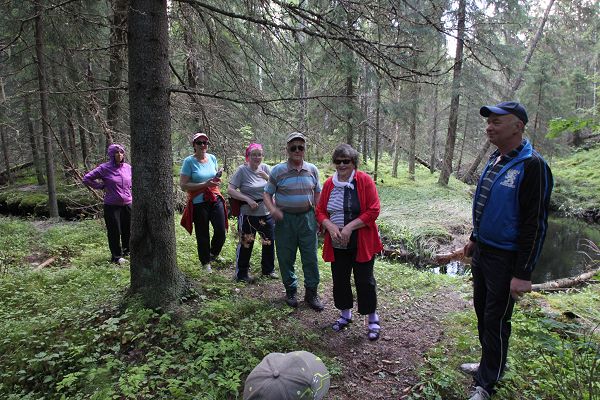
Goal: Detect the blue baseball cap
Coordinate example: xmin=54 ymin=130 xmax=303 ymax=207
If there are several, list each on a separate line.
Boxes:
xmin=480 ymin=101 xmax=528 ymax=125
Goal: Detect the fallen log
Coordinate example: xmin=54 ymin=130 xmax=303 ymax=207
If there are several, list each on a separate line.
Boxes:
xmin=532 ymin=268 xmax=600 ymax=291
xmin=34 ymin=257 xmax=56 ymax=271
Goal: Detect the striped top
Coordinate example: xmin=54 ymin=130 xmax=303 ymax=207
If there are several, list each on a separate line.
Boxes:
xmin=473 ymin=142 xmax=524 ymax=230
xmin=264 ymin=160 xmax=321 ymax=213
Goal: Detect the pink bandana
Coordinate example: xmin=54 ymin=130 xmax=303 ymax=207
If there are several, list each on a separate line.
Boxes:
xmin=245 ymin=143 xmax=263 ymax=162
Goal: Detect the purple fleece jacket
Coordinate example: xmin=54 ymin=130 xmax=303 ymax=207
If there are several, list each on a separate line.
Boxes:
xmin=83 ymin=144 xmax=132 ymax=205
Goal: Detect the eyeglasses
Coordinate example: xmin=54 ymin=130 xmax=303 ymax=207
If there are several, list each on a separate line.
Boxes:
xmin=289 ymin=145 xmax=305 ymax=152
xmin=194 ymin=140 xmax=209 ymax=146
xmin=333 ymin=159 xmax=352 ymax=165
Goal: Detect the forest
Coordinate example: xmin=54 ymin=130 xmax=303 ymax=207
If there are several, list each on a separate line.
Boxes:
xmin=1 ymin=0 xmax=599 ymax=399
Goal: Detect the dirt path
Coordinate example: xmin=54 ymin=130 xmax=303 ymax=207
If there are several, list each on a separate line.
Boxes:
xmin=233 ymin=267 xmax=471 ymax=400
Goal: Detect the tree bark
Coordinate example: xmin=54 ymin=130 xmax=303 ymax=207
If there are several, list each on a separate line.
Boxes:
xmin=373 ymin=76 xmax=381 ymax=183
xmin=128 ymin=0 xmax=186 ymax=310
xmin=24 ymin=94 xmax=46 ymax=185
xmin=408 ymin=80 xmax=419 ymax=181
xmin=34 ymin=0 xmax=59 ymax=218
xmin=430 ymin=85 xmax=439 ymax=174
xmin=0 ymin=125 xmax=12 ymax=184
xmin=462 ymin=139 xmax=491 ymax=184
xmin=107 ymin=0 xmax=128 ymax=139
xmin=438 ymin=0 xmax=466 ymax=186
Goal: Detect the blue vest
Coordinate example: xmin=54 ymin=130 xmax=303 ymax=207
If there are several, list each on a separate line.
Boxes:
xmin=472 ymin=141 xmax=533 ymax=251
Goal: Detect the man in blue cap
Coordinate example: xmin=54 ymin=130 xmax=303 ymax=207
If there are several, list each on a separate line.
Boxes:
xmin=461 ymin=101 xmax=553 ymax=399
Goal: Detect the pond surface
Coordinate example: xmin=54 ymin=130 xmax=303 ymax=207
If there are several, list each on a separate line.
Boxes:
xmin=432 ymin=216 xmax=600 ymax=284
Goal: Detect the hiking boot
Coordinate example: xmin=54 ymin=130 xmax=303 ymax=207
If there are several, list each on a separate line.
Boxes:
xmin=460 ymin=362 xmax=480 ymax=376
xmin=304 ymin=287 xmax=324 ymax=311
xmin=467 ymin=386 xmax=490 ymax=400
xmin=236 ymin=275 xmax=255 ymax=284
xmin=285 ymin=291 xmax=298 ymax=308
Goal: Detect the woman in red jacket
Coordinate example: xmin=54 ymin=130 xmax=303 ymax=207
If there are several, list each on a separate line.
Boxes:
xmin=316 ymin=144 xmax=383 ymax=341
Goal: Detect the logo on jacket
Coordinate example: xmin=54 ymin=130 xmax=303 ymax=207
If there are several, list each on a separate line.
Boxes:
xmin=500 ymin=169 xmax=520 ymax=188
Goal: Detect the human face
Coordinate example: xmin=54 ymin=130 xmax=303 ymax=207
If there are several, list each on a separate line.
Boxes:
xmin=248 ymin=149 xmax=263 ymax=169
xmin=287 ymin=140 xmax=305 ymax=164
xmin=114 ymin=151 xmax=124 ymax=164
xmin=194 ymin=139 xmax=209 ymax=154
xmin=485 ymin=113 xmax=523 ymax=153
xmin=334 ymin=157 xmax=354 ymax=180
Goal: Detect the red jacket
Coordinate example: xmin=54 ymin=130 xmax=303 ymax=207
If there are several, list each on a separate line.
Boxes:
xmin=180 ymin=186 xmax=228 ymax=234
xmin=316 ymin=170 xmax=383 ymax=262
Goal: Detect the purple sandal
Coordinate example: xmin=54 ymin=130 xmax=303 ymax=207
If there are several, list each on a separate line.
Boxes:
xmin=332 ymin=316 xmax=352 ymax=332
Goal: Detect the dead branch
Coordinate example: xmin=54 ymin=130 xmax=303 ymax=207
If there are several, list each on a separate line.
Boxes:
xmin=532 ymin=268 xmax=600 ymax=291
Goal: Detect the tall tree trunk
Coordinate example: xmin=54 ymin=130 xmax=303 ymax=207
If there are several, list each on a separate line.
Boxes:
xmin=77 ymin=106 xmax=90 ymax=169
xmin=67 ymin=112 xmax=79 ymax=169
xmin=430 ymin=85 xmax=439 ymax=174
xmin=456 ymin=110 xmax=469 ymax=174
xmin=0 ymin=126 xmax=12 ymax=184
xmin=508 ymin=0 xmax=556 ymax=96
xmin=107 ymin=0 xmax=128 ymax=138
xmin=462 ymin=139 xmax=491 ymax=183
xmin=392 ymin=120 xmax=400 ymax=178
xmin=531 ymin=78 xmax=544 ymax=148
xmin=345 ymin=11 xmax=354 ymax=146
xmin=34 ymin=0 xmax=59 ymax=218
xmin=24 ymin=94 xmax=46 ymax=184
xmin=408 ymin=80 xmax=420 ymax=181
xmin=373 ymin=76 xmax=381 ymax=182
xmin=360 ymin=62 xmax=369 ymax=164
xmin=128 ymin=0 xmax=185 ymax=310
xmin=438 ymin=0 xmax=466 ymax=186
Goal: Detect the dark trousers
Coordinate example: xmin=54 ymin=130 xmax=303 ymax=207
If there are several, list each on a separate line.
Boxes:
xmin=472 ymin=243 xmax=517 ymax=394
xmin=193 ymin=199 xmax=226 ymax=265
xmin=235 ymin=214 xmax=275 ymax=278
xmin=331 ymin=248 xmax=377 ymax=315
xmin=103 ymin=204 xmax=131 ymax=261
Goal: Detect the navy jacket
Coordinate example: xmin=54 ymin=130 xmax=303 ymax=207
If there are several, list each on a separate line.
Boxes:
xmin=472 ymin=140 xmax=553 ymax=280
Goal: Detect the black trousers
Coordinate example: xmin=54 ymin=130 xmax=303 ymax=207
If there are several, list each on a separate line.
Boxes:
xmin=103 ymin=204 xmax=131 ymax=261
xmin=193 ymin=199 xmax=226 ymax=265
xmin=331 ymin=248 xmax=377 ymax=315
xmin=472 ymin=243 xmax=517 ymax=394
xmin=235 ymin=214 xmax=275 ymax=278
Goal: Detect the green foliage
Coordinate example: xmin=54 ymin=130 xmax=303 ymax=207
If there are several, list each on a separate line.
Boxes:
xmin=546 ymin=117 xmax=599 ymax=139
xmin=551 ymin=145 xmax=600 ymax=214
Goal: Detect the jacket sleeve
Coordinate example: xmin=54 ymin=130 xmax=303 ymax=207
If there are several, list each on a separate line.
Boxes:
xmin=315 ymin=180 xmax=332 ymax=224
xmin=357 ymin=173 xmax=380 ymax=225
xmin=515 ymin=155 xmax=553 ymax=280
xmin=82 ymin=165 xmax=105 ymax=190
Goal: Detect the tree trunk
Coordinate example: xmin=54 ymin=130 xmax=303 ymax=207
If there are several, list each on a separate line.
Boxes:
xmin=429 ymin=85 xmax=439 ymax=174
xmin=67 ymin=112 xmax=79 ymax=169
xmin=128 ymin=0 xmax=186 ymax=310
xmin=107 ymin=0 xmax=128 ymax=139
xmin=76 ymin=106 xmax=90 ymax=170
xmin=24 ymin=94 xmax=46 ymax=185
xmin=373 ymin=76 xmax=381 ymax=183
xmin=438 ymin=0 xmax=466 ymax=186
xmin=456 ymin=111 xmax=469 ymax=174
xmin=0 ymin=126 xmax=12 ymax=184
xmin=392 ymin=120 xmax=400 ymax=178
xmin=508 ymin=0 xmax=556 ymax=96
xmin=462 ymin=139 xmax=491 ymax=183
xmin=34 ymin=0 xmax=59 ymax=218
xmin=408 ymin=82 xmax=419 ymax=181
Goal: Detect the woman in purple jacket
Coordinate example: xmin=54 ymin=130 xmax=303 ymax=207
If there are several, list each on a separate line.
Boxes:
xmin=83 ymin=144 xmax=132 ymax=264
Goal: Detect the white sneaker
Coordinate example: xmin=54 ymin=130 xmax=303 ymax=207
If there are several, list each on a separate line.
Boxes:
xmin=113 ymin=257 xmax=127 ymax=265
xmin=203 ymin=262 xmax=212 ymax=273
xmin=460 ymin=362 xmax=480 ymax=375
xmin=467 ymin=386 xmax=490 ymax=400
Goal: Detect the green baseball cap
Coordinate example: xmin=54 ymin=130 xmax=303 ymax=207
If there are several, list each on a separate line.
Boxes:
xmin=243 ymin=351 xmax=330 ymax=400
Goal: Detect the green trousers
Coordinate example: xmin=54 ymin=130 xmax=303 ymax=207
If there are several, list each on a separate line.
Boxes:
xmin=274 ymin=209 xmax=320 ymax=292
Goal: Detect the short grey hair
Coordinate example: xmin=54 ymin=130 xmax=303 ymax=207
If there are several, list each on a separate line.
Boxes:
xmin=331 ymin=144 xmax=359 ymax=167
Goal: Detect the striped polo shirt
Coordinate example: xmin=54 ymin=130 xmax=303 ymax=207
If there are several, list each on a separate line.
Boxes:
xmin=264 ymin=160 xmax=321 ymax=213
xmin=474 ymin=141 xmax=525 ymax=230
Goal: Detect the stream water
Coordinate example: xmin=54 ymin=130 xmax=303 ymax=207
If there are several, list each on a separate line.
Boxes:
xmin=432 ymin=216 xmax=600 ymax=284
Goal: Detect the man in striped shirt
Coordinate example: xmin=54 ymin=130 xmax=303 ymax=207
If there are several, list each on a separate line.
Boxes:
xmin=263 ymin=132 xmax=323 ymax=310
xmin=462 ymin=102 xmax=553 ymax=400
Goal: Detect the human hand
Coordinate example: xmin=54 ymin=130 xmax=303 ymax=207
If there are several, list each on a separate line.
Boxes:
xmin=339 ymin=226 xmax=352 ymax=245
xmin=510 ymin=277 xmax=532 ymax=301
xmin=463 ymin=240 xmax=476 ymax=258
xmin=248 ymin=200 xmax=259 ymax=210
xmin=257 ymin=170 xmax=269 ymax=180
xmin=271 ymin=208 xmax=284 ymax=221
xmin=328 ymin=226 xmax=342 ymax=242
xmin=206 ymin=179 xmax=220 ymax=187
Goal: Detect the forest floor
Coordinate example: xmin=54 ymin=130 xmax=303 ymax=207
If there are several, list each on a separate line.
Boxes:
xmin=224 ymin=257 xmax=472 ymax=400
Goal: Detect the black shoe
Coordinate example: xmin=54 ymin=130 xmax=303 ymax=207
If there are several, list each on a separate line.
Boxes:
xmin=236 ymin=276 xmax=255 ymax=284
xmin=304 ymin=288 xmax=324 ymax=311
xmin=285 ymin=291 xmax=298 ymax=308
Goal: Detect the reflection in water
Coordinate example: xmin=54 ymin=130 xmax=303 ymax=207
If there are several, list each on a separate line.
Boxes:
xmin=532 ymin=217 xmax=600 ymax=284
xmin=432 ymin=217 xmax=600 ymax=284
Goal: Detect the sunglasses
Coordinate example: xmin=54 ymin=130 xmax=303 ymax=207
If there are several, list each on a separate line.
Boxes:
xmin=333 ymin=159 xmax=352 ymax=165
xmin=289 ymin=145 xmax=305 ymax=152
xmin=194 ymin=140 xmax=209 ymax=146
